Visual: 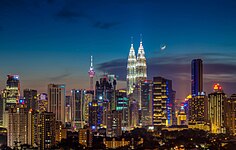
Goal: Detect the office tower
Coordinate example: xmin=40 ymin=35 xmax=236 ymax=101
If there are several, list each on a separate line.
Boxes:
xmin=71 ymin=89 xmax=85 ymax=130
xmin=191 ymin=59 xmax=203 ymax=97
xmin=127 ymin=40 xmax=137 ymax=95
xmin=208 ymin=83 xmax=226 ymax=134
xmin=33 ymin=112 xmax=56 ymax=149
xmin=141 ymin=80 xmax=153 ymax=127
xmin=88 ymin=56 xmax=95 ymax=91
xmin=24 ymin=89 xmax=37 ymax=111
xmin=129 ymin=99 xmax=139 ymax=128
xmin=116 ymin=90 xmax=129 ymax=129
xmin=94 ymin=75 xmax=116 ymax=128
xmin=8 ymin=105 xmax=30 ymax=149
xmin=36 ymin=93 xmax=47 ymax=113
xmin=189 ymin=93 xmax=207 ymax=124
xmin=224 ymin=94 xmax=236 ymax=135
xmin=136 ymin=37 xmax=147 ymax=84
xmin=48 ymin=84 xmax=66 ymax=124
xmin=2 ymin=75 xmax=20 ymax=111
xmin=152 ymin=77 xmax=176 ymax=127
xmin=2 ymin=75 xmax=20 ymax=128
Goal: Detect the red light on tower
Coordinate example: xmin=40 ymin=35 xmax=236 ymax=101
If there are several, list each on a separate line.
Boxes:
xmin=213 ymin=83 xmax=222 ymax=92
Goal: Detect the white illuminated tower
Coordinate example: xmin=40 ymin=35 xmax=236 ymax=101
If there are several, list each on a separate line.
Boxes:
xmin=127 ymin=38 xmax=137 ymax=95
xmin=88 ymin=56 xmax=95 ymax=91
xmin=136 ymin=35 xmax=147 ymax=84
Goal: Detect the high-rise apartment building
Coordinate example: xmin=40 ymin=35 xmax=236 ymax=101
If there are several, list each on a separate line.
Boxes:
xmin=48 ymin=84 xmax=66 ymax=124
xmin=8 ymin=105 xmax=30 ymax=149
xmin=33 ymin=112 xmax=56 ymax=149
xmin=189 ymin=94 xmax=207 ymax=124
xmin=208 ymin=83 xmax=226 ymax=134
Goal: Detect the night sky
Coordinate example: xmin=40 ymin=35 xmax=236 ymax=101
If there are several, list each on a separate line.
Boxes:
xmin=0 ymin=0 xmax=236 ymax=100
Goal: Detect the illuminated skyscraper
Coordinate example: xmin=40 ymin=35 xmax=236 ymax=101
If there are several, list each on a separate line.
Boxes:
xmin=48 ymin=84 xmax=66 ymax=125
xmin=208 ymin=83 xmax=226 ymax=134
xmin=71 ymin=89 xmax=85 ymax=130
xmin=152 ymin=77 xmax=175 ymax=127
xmin=127 ymin=39 xmax=137 ymax=95
xmin=36 ymin=93 xmax=48 ymax=113
xmin=191 ymin=59 xmax=203 ymax=97
xmin=116 ymin=90 xmax=129 ymax=129
xmin=136 ymin=36 xmax=147 ymax=84
xmin=88 ymin=56 xmax=95 ymax=91
xmin=2 ymin=75 xmax=20 ymax=128
xmin=3 ymin=75 xmax=20 ymax=111
xmin=189 ymin=94 xmax=207 ymax=124
xmin=8 ymin=105 xmax=30 ymax=149
xmin=33 ymin=112 xmax=56 ymax=149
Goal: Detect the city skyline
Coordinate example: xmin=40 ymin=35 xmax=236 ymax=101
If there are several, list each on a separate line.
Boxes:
xmin=1 ymin=0 xmax=236 ymax=99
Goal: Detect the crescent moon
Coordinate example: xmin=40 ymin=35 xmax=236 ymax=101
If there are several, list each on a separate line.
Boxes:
xmin=161 ymin=45 xmax=166 ymax=50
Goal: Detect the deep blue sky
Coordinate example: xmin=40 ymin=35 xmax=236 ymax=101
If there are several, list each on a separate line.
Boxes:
xmin=0 ymin=0 xmax=236 ymax=99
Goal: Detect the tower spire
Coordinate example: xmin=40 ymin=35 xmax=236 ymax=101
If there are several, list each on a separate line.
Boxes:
xmin=127 ymin=37 xmax=137 ymax=95
xmin=88 ymin=56 xmax=95 ymax=91
xmin=90 ymin=56 xmax=93 ymax=68
xmin=140 ymin=34 xmax=143 ymax=44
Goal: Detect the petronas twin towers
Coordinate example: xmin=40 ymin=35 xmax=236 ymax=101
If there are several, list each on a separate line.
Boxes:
xmin=127 ymin=37 xmax=147 ymax=95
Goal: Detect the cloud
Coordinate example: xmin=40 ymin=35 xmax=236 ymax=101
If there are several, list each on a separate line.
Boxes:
xmin=55 ymin=8 xmax=86 ymax=21
xmin=49 ymin=72 xmax=71 ymax=81
xmin=93 ymin=21 xmax=120 ymax=29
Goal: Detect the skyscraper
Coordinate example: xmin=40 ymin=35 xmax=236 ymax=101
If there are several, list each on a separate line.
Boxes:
xmin=8 ymin=105 xmax=30 ymax=149
xmin=208 ymin=83 xmax=226 ymax=134
xmin=88 ymin=56 xmax=95 ymax=91
xmin=189 ymin=94 xmax=207 ymax=124
xmin=48 ymin=84 xmax=66 ymax=125
xmin=2 ymin=75 xmax=20 ymax=128
xmin=136 ymin=37 xmax=147 ymax=84
xmin=224 ymin=94 xmax=236 ymax=135
xmin=116 ymin=90 xmax=129 ymax=129
xmin=191 ymin=59 xmax=203 ymax=97
xmin=127 ymin=39 xmax=137 ymax=95
xmin=23 ymin=89 xmax=37 ymax=111
xmin=141 ymin=80 xmax=153 ymax=127
xmin=33 ymin=112 xmax=56 ymax=149
xmin=71 ymin=89 xmax=85 ymax=130
xmin=3 ymin=75 xmax=20 ymax=111
xmin=152 ymin=77 xmax=175 ymax=127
